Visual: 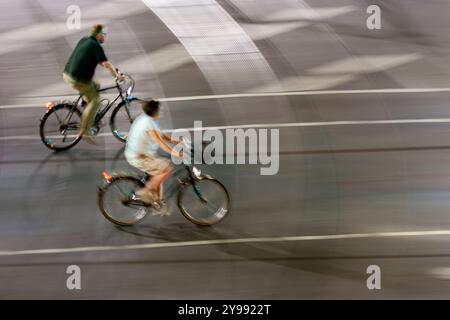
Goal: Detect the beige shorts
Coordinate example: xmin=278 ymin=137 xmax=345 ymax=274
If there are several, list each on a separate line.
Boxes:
xmin=127 ymin=154 xmax=171 ymax=176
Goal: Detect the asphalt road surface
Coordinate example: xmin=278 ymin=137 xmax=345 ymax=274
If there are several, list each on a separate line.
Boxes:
xmin=2 ymin=0 xmax=450 ymax=299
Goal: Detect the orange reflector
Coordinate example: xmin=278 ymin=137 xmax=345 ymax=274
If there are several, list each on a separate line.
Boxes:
xmin=46 ymin=102 xmax=54 ymax=110
xmin=102 ymin=171 xmax=113 ymax=182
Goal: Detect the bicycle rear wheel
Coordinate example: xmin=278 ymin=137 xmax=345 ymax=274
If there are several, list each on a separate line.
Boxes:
xmin=39 ymin=103 xmax=82 ymax=151
xmin=110 ymin=98 xmax=142 ymax=143
xmin=98 ymin=176 xmax=149 ymax=226
xmin=177 ymin=178 xmax=230 ymax=226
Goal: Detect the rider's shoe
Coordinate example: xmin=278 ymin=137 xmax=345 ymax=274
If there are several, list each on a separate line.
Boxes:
xmin=152 ymin=199 xmax=171 ymax=217
xmin=88 ymin=126 xmax=99 ymax=136
xmin=136 ymin=190 xmax=170 ymax=216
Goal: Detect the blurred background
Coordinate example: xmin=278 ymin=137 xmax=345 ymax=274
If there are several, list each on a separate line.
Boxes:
xmin=2 ymin=0 xmax=450 ymax=298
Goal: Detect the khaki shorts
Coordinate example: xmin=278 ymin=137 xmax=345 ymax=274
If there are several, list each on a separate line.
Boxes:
xmin=127 ymin=154 xmax=171 ymax=176
xmin=63 ymin=73 xmax=100 ymax=134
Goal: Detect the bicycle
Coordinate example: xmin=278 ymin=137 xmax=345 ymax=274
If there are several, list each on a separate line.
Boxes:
xmin=97 ymin=142 xmax=230 ymax=226
xmin=39 ymin=71 xmax=142 ymax=151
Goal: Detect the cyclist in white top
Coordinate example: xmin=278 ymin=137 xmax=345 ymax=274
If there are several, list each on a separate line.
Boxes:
xmin=125 ymin=100 xmax=183 ymax=204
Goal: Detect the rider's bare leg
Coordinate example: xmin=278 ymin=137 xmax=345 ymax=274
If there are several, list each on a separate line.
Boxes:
xmin=144 ymin=165 xmax=173 ymax=200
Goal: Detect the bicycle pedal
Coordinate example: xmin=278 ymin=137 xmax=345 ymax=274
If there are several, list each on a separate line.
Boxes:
xmin=88 ymin=126 xmax=100 ymax=136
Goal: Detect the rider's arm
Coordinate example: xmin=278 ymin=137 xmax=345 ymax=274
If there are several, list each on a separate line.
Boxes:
xmin=101 ymin=61 xmax=121 ymax=79
xmin=148 ymin=129 xmax=183 ymax=158
xmin=161 ymin=133 xmax=181 ymax=144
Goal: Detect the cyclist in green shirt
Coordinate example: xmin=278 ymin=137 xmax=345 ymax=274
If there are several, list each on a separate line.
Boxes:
xmin=63 ymin=24 xmax=123 ymax=141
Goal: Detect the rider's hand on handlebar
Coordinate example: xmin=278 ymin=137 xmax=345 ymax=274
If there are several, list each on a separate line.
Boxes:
xmin=115 ymin=74 xmax=126 ymax=83
xmin=115 ymin=68 xmax=126 ymax=82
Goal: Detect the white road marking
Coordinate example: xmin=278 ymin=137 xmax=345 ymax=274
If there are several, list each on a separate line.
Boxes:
xmin=428 ymin=267 xmax=450 ymax=280
xmin=249 ymin=74 xmax=358 ymax=92
xmin=0 ymin=135 xmax=44 ymax=141
xmin=0 ymin=230 xmax=450 ymax=257
xmin=176 ymin=118 xmax=450 ymax=132
xmin=0 ymin=133 xmax=112 ymax=142
xmin=161 ymin=87 xmax=450 ymax=101
xmin=3 ymin=87 xmax=450 ymax=110
xmin=0 ymin=91 xmax=151 ymax=110
xmin=159 ymin=87 xmax=450 ymax=101
xmin=3 ymin=118 xmax=450 ymax=142
xmin=0 ymin=104 xmax=43 ymax=110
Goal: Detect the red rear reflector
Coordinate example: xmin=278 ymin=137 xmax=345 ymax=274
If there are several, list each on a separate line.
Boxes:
xmin=102 ymin=171 xmax=113 ymax=182
xmin=46 ymin=102 xmax=54 ymax=110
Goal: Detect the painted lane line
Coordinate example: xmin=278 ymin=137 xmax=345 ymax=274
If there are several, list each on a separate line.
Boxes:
xmin=1 ymin=230 xmax=450 ymax=257
xmin=3 ymin=87 xmax=450 ymax=110
xmin=160 ymin=87 xmax=450 ymax=102
xmin=0 ymin=133 xmax=112 ymax=142
xmin=3 ymin=118 xmax=450 ymax=142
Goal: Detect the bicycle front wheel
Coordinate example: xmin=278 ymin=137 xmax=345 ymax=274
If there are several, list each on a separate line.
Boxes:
xmin=98 ymin=176 xmax=149 ymax=226
xmin=177 ymin=178 xmax=230 ymax=226
xmin=39 ymin=103 xmax=82 ymax=151
xmin=110 ymin=99 xmax=142 ymax=143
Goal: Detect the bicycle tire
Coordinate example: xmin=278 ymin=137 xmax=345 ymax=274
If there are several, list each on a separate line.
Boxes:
xmin=98 ymin=175 xmax=149 ymax=226
xmin=110 ymin=98 xmax=140 ymax=143
xmin=177 ymin=177 xmax=230 ymax=226
xmin=39 ymin=103 xmax=82 ymax=151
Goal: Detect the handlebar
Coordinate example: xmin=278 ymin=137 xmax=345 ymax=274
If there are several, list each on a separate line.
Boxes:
xmin=114 ymin=69 xmax=135 ymax=96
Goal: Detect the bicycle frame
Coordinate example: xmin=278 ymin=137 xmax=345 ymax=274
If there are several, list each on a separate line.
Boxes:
xmin=67 ymin=83 xmax=124 ymax=125
xmin=53 ymin=73 xmax=136 ymax=131
xmin=135 ymin=164 xmax=208 ymax=204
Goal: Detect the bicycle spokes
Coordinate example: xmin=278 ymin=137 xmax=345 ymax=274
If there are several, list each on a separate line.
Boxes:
xmin=40 ymin=103 xmax=82 ymax=151
xmin=193 ymin=184 xmax=208 ymax=204
xmin=111 ymin=98 xmax=142 ymax=142
xmin=178 ymin=178 xmax=230 ymax=225
xmin=98 ymin=176 xmax=149 ymax=226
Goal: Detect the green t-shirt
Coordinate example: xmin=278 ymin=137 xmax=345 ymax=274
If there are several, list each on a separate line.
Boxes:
xmin=64 ymin=36 xmax=107 ymax=82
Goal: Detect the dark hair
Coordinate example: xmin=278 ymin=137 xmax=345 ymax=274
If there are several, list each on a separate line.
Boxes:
xmin=90 ymin=24 xmax=104 ymax=36
xmin=142 ymin=100 xmax=160 ymax=117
